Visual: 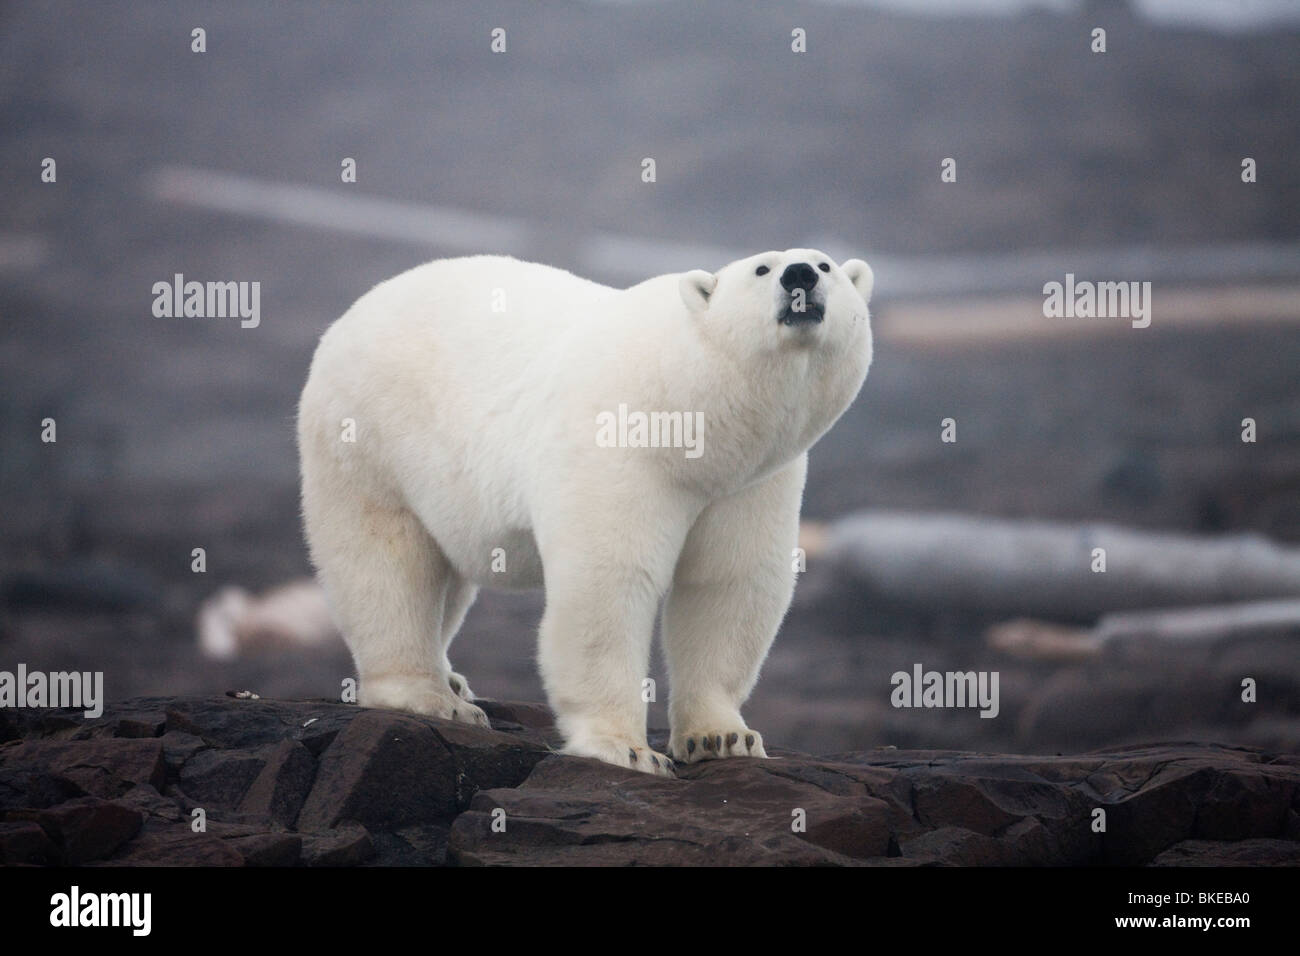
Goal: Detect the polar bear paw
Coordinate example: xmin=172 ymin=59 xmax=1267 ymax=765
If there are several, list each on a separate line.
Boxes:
xmin=563 ymin=735 xmax=676 ymax=778
xmin=361 ymin=674 xmax=490 ymax=728
xmin=669 ymin=727 xmax=767 ymax=764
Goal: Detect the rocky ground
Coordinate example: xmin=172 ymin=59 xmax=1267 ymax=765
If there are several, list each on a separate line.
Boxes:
xmin=1 ymin=695 xmax=1297 ymax=866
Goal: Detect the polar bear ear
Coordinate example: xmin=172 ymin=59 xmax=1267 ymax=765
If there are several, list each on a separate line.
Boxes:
xmin=841 ymin=259 xmax=874 ymax=303
xmin=679 ymin=270 xmax=717 ymax=313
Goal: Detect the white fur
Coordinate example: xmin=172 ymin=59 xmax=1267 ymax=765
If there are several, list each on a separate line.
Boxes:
xmin=297 ymin=249 xmax=873 ymax=774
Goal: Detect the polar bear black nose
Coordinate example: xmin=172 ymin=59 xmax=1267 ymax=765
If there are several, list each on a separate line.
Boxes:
xmin=780 ymin=262 xmax=818 ymax=293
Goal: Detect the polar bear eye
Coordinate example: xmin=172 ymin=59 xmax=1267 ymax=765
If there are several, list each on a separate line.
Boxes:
xmin=818 ymin=263 xmax=831 ymax=273
xmin=755 ymin=265 xmax=770 ymax=276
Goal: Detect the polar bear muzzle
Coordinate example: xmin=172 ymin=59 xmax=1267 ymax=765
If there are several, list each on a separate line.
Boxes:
xmin=777 ymin=261 xmax=825 ymax=326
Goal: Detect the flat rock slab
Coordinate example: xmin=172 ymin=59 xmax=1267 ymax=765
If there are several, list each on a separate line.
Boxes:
xmin=1 ymin=696 xmax=1297 ymax=865
xmin=449 ymin=744 xmax=1300 ymax=866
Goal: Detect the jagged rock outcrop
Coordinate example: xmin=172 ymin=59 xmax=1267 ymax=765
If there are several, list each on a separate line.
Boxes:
xmin=1 ymin=696 xmax=1296 ymax=866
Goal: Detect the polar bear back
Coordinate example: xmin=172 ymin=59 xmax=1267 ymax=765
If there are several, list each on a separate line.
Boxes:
xmin=298 ymin=256 xmax=653 ymax=586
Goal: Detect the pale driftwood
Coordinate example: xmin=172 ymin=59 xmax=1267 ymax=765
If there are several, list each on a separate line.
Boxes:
xmin=1093 ymin=599 xmax=1300 ymax=645
xmin=985 ymin=619 xmax=1099 ymax=661
xmin=986 ymin=600 xmax=1300 ymax=661
xmin=819 ymin=511 xmax=1300 ymax=622
xmin=197 ymin=579 xmax=339 ymax=660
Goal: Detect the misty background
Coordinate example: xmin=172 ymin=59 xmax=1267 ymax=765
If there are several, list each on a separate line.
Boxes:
xmin=2 ymin=0 xmax=1298 ymax=756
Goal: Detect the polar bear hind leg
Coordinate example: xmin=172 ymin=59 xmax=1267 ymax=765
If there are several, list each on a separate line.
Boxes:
xmin=302 ymin=475 xmax=488 ymax=727
xmin=440 ymin=575 xmax=479 ymax=702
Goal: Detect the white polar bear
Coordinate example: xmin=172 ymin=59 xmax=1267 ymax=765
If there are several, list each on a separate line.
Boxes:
xmin=297 ymin=249 xmax=873 ymax=775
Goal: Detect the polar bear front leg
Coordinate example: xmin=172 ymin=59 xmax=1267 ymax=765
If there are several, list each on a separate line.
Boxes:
xmin=535 ymin=490 xmax=697 ymax=777
xmin=662 ymin=455 xmax=807 ymax=763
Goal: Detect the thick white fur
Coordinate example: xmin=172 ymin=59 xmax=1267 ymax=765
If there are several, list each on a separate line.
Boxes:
xmin=297 ymin=249 xmax=873 ymax=775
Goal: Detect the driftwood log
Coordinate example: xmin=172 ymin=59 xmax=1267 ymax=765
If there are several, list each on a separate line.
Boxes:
xmin=987 ymin=599 xmax=1300 ymax=660
xmin=814 ymin=511 xmax=1300 ymax=622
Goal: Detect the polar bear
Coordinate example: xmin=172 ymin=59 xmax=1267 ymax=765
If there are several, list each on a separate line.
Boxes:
xmin=297 ymin=249 xmax=873 ymax=775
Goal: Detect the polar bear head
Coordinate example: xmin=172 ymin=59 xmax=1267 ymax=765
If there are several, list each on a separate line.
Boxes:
xmin=678 ymin=248 xmax=873 ymax=358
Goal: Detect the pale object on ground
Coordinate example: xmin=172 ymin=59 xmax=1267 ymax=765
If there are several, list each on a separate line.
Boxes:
xmin=986 ymin=618 xmax=1099 ymax=661
xmin=988 ymin=599 xmax=1300 ymax=661
xmin=197 ymin=579 xmax=339 ymax=660
xmin=822 ymin=511 xmax=1300 ymax=621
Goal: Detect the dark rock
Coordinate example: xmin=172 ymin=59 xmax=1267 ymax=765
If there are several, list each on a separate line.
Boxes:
xmin=298 ymin=712 xmax=459 ymax=831
xmin=301 ymin=822 xmax=374 ymax=866
xmin=1100 ymin=751 xmax=1295 ymax=865
xmin=899 ymin=826 xmax=1006 ymax=865
xmin=366 ymin=824 xmax=451 ymax=866
xmin=177 ymin=746 xmax=271 ymax=809
xmin=115 ymin=785 xmax=185 ymax=824
xmin=391 ymin=824 xmax=450 ymax=865
xmin=448 ymin=754 xmax=875 ymax=866
xmin=0 ymin=768 xmax=86 ymax=810
xmin=1 ymin=696 xmax=1296 ymax=866
xmin=224 ymin=832 xmax=303 ymax=866
xmin=802 ymin=805 xmax=892 ymax=859
xmin=7 ymin=796 xmax=142 ymax=863
xmin=1150 ymin=838 xmax=1300 ymax=866
xmin=113 ymin=717 xmax=165 ymax=739
xmin=67 ymin=708 xmax=168 ymax=742
xmin=1195 ymin=769 xmax=1293 ymax=841
xmin=3 ymin=700 xmax=170 ymax=743
xmin=430 ymin=721 xmax=552 ymax=808
xmin=477 ymin=700 xmax=555 ymax=731
xmin=0 ymin=738 xmax=165 ymax=797
xmin=164 ymin=696 xmax=360 ymax=751
xmin=160 ymin=731 xmax=208 ymax=773
xmin=105 ymin=826 xmax=246 ymax=866
xmin=297 ymin=710 xmax=359 ymax=756
xmin=910 ymin=775 xmax=1023 ymax=835
xmin=0 ymin=709 xmax=79 ymax=741
xmin=0 ymin=820 xmax=59 ymax=864
xmin=237 ymin=740 xmax=316 ymax=826
xmin=93 ymin=702 xmax=170 ymax=740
